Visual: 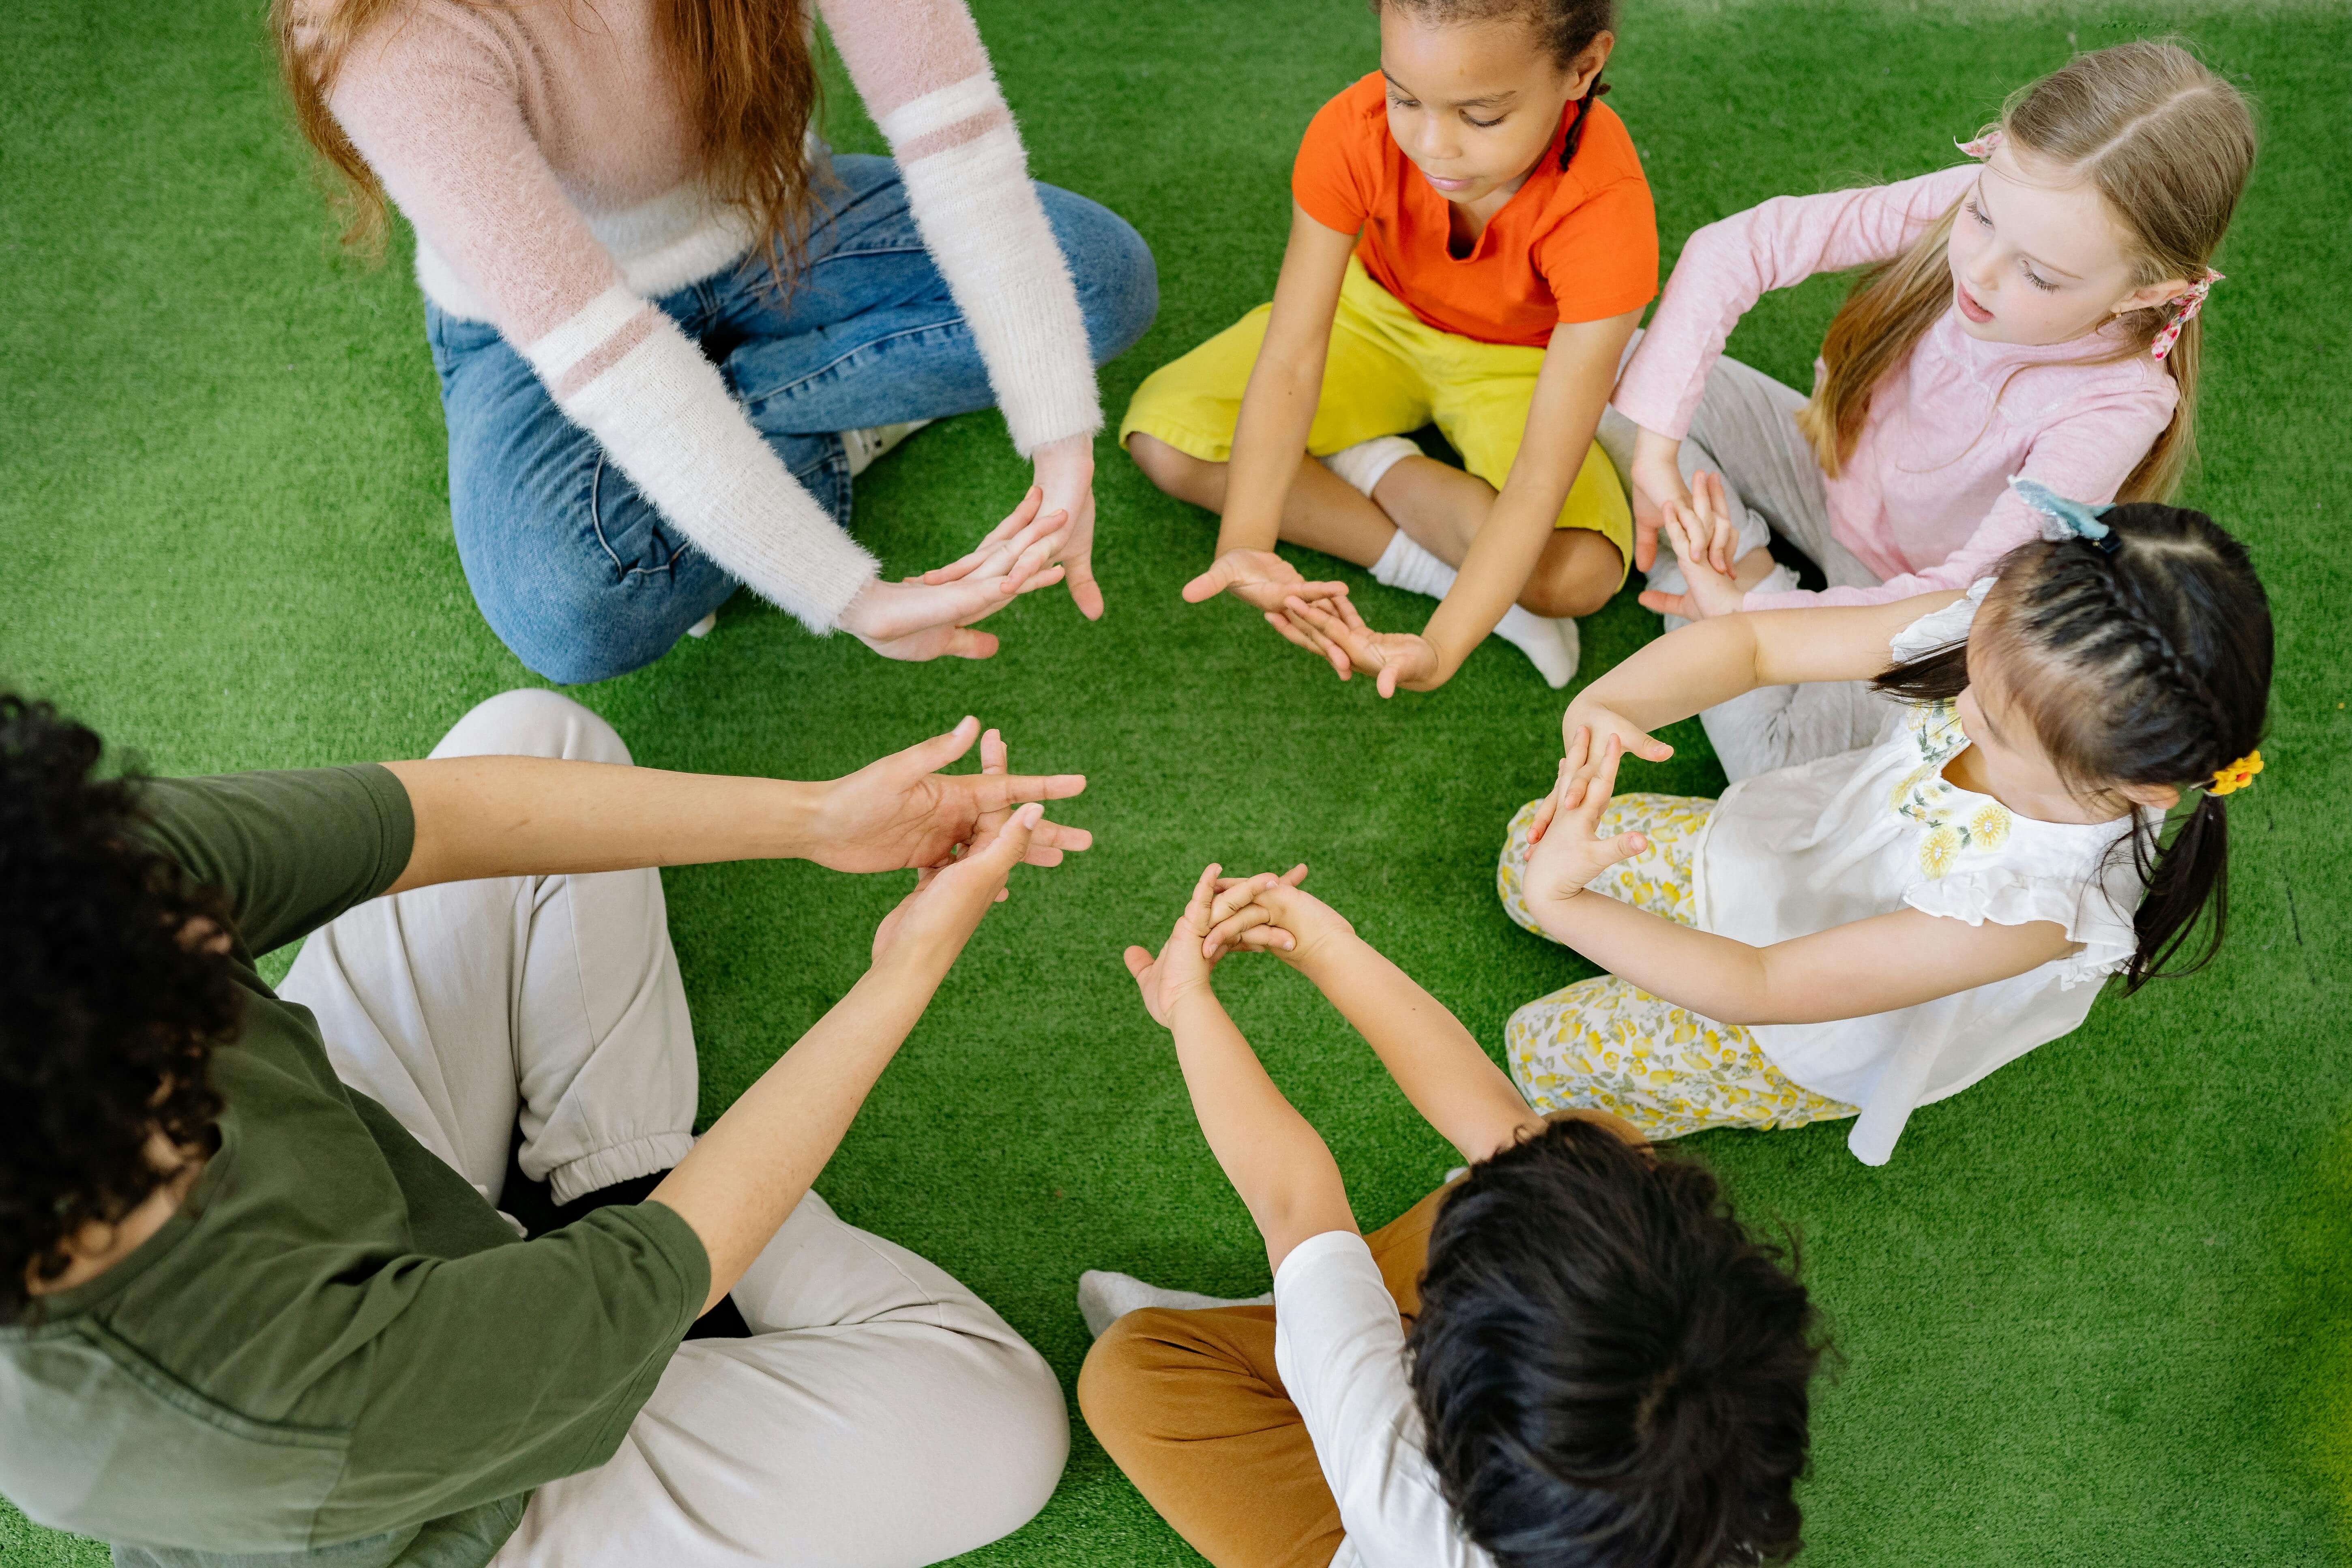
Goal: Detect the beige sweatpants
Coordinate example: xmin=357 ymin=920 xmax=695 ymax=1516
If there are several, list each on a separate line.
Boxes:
xmin=281 ymin=689 xmax=1069 ymax=1567
xmin=1598 ymin=336 xmax=1893 ymax=781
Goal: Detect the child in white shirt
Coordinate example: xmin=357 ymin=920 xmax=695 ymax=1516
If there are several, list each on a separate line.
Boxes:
xmin=1498 ymin=481 xmax=2272 ymax=1164
xmin=1079 ymin=864 xmax=1821 ymax=1568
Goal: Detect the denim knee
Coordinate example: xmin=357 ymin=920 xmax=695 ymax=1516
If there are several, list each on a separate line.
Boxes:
xmin=1042 ymin=189 xmax=1159 ymax=368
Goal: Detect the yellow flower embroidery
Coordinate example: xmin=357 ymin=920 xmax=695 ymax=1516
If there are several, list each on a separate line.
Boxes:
xmin=1968 ymin=802 xmax=2013 ymax=850
xmin=1920 ymin=825 xmax=1962 ymax=879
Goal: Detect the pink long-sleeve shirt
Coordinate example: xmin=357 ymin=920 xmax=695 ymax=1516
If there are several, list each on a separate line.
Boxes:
xmin=1612 ymin=164 xmax=2178 ymax=610
xmin=316 ymin=0 xmax=1100 ymax=633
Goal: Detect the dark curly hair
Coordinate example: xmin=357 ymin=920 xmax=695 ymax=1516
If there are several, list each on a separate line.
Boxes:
xmin=1408 ymin=1119 xmax=1822 ymax=1568
xmin=0 ymin=694 xmax=240 ymax=1321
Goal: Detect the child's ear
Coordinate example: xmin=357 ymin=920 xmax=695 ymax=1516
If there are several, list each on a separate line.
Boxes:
xmin=1564 ymin=31 xmax=1614 ymax=97
xmin=2113 ymin=275 xmax=2191 ymax=318
xmin=2117 ymin=780 xmax=2183 ymax=812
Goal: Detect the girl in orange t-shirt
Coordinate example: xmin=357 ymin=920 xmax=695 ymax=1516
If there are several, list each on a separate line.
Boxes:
xmin=1122 ymin=0 xmax=1656 ymax=694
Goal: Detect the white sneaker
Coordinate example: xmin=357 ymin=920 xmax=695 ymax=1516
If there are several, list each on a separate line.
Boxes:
xmin=685 ymin=612 xmax=717 ymax=639
xmin=840 ymin=419 xmax=933 ymax=478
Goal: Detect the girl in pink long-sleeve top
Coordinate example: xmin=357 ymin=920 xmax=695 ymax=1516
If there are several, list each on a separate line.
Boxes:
xmin=275 ymin=0 xmax=1156 ymax=685
xmin=1597 ymin=41 xmax=2252 ymax=780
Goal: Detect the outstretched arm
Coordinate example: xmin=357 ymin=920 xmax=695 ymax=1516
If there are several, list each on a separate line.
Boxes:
xmin=654 ymin=804 xmax=1050 ymax=1311
xmin=1126 ymin=866 xmax=1356 ymax=1271
xmin=382 ymin=716 xmax=1088 ymax=893
xmin=1524 ymin=728 xmax=2073 ymax=1025
xmin=1197 ymin=870 xmax=1543 ymax=1164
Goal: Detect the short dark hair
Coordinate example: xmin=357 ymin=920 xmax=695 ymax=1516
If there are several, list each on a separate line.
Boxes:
xmin=0 ymin=694 xmax=238 ymax=1320
xmin=1407 ymin=1119 xmax=1820 ymax=1568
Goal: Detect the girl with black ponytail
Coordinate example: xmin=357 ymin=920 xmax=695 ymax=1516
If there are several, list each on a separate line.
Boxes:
xmin=1492 ymin=477 xmax=2270 ymax=1164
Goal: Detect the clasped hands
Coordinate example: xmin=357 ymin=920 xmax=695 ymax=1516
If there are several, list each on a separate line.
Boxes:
xmin=1182 ymin=549 xmax=1443 ymax=698
xmin=1122 ymin=862 xmax=1355 ymax=1023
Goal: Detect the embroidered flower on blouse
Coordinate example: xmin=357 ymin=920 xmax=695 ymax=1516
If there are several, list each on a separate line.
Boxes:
xmin=1920 ymin=826 xmax=1963 ymax=879
xmin=1891 ymin=700 xmax=2012 ymax=878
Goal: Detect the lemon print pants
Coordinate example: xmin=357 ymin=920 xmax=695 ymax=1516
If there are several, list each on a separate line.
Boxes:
xmin=1119 ymin=258 xmax=1633 ymax=579
xmin=1496 ymin=793 xmax=1856 ymax=1141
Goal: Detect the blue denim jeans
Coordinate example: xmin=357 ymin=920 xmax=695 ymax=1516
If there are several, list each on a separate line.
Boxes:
xmin=427 ymin=154 xmax=1158 ymax=684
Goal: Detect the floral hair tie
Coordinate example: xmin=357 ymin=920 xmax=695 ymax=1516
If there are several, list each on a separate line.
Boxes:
xmin=2009 ymin=477 xmax=2121 ymax=554
xmin=2150 ymin=270 xmax=2224 ymax=361
xmin=2208 ymin=751 xmax=2263 ymax=796
xmin=1956 ymin=128 xmax=2003 ymax=159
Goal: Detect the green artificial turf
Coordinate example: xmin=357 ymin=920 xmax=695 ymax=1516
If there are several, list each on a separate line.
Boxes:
xmin=4 ymin=1 xmax=2348 ymax=1564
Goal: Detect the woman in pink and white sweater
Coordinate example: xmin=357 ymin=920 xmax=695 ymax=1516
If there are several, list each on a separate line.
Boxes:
xmin=278 ymin=0 xmax=1156 ymax=684
xmin=1597 ymin=41 xmax=2251 ymax=779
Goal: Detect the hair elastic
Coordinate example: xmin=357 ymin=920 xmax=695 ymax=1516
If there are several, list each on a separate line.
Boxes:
xmin=2149 ymin=270 xmax=2223 ymax=361
xmin=1955 ymin=128 xmax=2003 ymax=159
xmin=2207 ymin=751 xmax=2262 ymax=796
xmin=2009 ymin=477 xmax=2121 ymax=554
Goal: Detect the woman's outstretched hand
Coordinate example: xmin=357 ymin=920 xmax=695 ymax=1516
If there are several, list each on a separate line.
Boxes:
xmin=869 ymin=800 xmax=1045 ymax=969
xmin=846 ymin=485 xmax=1068 ymax=660
xmin=809 ymin=716 xmax=1090 ymax=877
xmin=1636 ymin=472 xmax=1749 ymax=622
xmin=1522 ymin=725 xmax=1652 ymax=905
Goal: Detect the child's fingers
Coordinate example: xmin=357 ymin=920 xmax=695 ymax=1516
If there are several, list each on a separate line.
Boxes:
xmin=1597 ymin=830 xmax=1649 ymax=869
xmin=1281 ymin=597 xmax=1353 ymax=676
xmin=1234 ymin=924 xmax=1297 ymax=952
xmin=1202 ymin=900 xmax=1279 ymax=958
xmin=1279 ymin=862 xmax=1309 ymax=887
xmin=1123 ymin=945 xmax=1155 ymax=980
xmin=1207 ymin=873 xmax=1280 ymax=928
xmin=1184 ymin=862 xmax=1221 ymax=930
xmin=1637 ymin=588 xmax=1693 ymax=620
xmin=1564 ymin=723 xmax=1593 ymax=777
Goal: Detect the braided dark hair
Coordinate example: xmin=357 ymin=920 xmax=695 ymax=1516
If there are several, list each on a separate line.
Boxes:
xmin=1373 ymin=0 xmax=1616 ymax=163
xmin=0 ymin=695 xmax=238 ymax=1321
xmin=1873 ymin=504 xmax=2271 ymax=989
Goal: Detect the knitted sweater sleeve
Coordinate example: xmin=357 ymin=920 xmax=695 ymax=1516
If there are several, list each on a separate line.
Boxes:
xmin=820 ymin=0 xmax=1102 ymax=453
xmin=324 ymin=5 xmax=876 ymax=633
xmin=1612 ymin=164 xmax=1978 ymax=439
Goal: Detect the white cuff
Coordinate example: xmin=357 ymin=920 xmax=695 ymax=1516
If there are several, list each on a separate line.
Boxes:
xmin=895 ymin=123 xmax=1102 ymax=453
xmin=556 ymin=313 xmax=878 ymax=633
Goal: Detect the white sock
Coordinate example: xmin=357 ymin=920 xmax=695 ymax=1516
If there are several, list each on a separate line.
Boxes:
xmin=1077 ymin=1270 xmax=1273 ymax=1339
xmin=840 ymin=418 xmax=933 ymax=479
xmin=1370 ymin=531 xmax=1581 ymax=689
xmin=1317 ymin=434 xmax=1423 ymax=497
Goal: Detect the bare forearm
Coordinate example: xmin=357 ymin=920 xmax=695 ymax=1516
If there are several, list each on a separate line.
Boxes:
xmin=1574 ymin=615 xmax=1765 ymax=733
xmin=651 ymin=952 xmax=947 ymax=1311
xmin=1217 ymin=355 xmax=1328 ymax=554
xmin=1168 ymin=988 xmax=1354 ymax=1260
xmin=383 ymin=757 xmax=825 ymax=893
xmin=1422 ymin=496 xmax=1556 ymax=678
xmin=1296 ymin=935 xmax=1540 ymax=1162
xmin=1534 ymin=893 xmax=1776 ymax=1024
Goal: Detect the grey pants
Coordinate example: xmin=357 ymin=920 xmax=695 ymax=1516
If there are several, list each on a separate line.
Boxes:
xmin=1598 ymin=336 xmax=1893 ymax=780
xmin=282 ymin=689 xmax=1069 ymax=1567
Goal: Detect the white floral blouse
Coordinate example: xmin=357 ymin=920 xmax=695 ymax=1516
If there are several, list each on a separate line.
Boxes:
xmin=1690 ymin=579 xmax=2156 ymax=1165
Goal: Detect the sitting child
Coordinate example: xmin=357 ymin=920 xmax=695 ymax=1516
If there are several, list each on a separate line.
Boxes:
xmin=1604 ymin=40 xmax=2253 ymax=777
xmin=1497 ymin=480 xmax=2272 ymax=1164
xmin=1124 ymin=0 xmax=1657 ymax=693
xmin=1080 ymin=864 xmax=1821 ymax=1568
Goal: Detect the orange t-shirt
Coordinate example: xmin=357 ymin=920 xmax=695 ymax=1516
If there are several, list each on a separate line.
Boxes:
xmin=1290 ymin=72 xmax=1658 ymax=347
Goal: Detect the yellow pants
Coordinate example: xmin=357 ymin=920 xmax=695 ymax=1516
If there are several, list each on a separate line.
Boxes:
xmin=1120 ymin=258 xmax=1633 ymax=581
xmin=1495 ymin=792 xmax=1857 ymax=1140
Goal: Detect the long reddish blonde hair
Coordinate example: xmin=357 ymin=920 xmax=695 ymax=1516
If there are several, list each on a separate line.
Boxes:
xmin=1795 ymin=41 xmax=2255 ymax=503
xmin=272 ymin=0 xmax=823 ymax=274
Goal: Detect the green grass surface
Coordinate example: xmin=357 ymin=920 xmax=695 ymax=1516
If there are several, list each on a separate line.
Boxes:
xmin=4 ymin=1 xmax=2348 ymax=1564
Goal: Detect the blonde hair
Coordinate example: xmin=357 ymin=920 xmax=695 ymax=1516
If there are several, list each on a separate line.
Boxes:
xmin=273 ymin=0 xmax=823 ymax=277
xmin=1795 ymin=40 xmax=2255 ymax=503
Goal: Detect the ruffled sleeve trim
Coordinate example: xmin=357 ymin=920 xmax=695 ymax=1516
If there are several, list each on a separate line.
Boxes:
xmin=1887 ymin=577 xmax=1994 ymax=665
xmin=1903 ymin=869 xmax=2136 ymax=989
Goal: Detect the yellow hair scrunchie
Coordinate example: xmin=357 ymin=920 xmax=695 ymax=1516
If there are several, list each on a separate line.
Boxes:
xmin=2208 ymin=751 xmax=2264 ymax=796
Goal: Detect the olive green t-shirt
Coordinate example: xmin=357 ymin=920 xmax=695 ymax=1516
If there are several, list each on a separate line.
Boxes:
xmin=0 ymin=768 xmax=710 ymax=1567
